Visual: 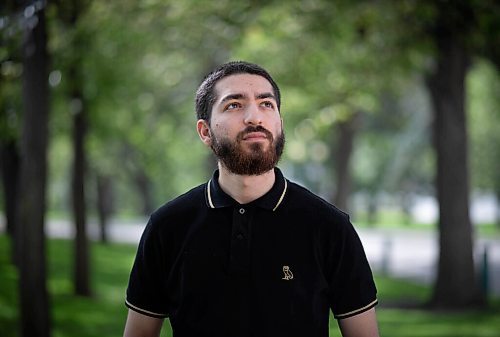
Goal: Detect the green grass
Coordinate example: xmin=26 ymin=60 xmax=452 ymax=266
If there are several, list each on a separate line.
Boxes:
xmin=353 ymin=209 xmax=500 ymax=239
xmin=476 ymin=223 xmax=500 ymax=238
xmin=0 ymin=235 xmax=173 ymax=337
xmin=374 ymin=276 xmax=500 ymax=337
xmin=353 ymin=209 xmax=420 ymax=228
xmin=1 ymin=234 xmax=499 ymax=337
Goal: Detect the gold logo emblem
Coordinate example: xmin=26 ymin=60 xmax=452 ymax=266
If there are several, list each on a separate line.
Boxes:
xmin=282 ymin=266 xmax=293 ymax=280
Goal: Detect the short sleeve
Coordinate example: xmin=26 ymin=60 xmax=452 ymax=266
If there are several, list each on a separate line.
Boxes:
xmin=125 ymin=217 xmax=169 ymax=318
xmin=327 ymin=217 xmax=378 ymax=319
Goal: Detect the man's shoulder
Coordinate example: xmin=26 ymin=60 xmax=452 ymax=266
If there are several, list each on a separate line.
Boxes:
xmin=286 ymin=180 xmax=348 ymax=220
xmin=151 ymin=182 xmax=207 ymax=222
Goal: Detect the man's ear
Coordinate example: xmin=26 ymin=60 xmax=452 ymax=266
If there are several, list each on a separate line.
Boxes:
xmin=197 ymin=119 xmax=212 ymax=146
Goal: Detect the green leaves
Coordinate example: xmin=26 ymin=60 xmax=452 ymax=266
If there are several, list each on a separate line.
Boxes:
xmin=3 ymin=0 xmax=499 ymax=215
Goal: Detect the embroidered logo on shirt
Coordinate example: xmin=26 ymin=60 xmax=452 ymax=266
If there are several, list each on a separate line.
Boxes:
xmin=282 ymin=266 xmax=293 ymax=280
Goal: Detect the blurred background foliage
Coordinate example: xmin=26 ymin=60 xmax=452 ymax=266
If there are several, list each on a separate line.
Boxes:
xmin=2 ymin=0 xmax=499 ymax=221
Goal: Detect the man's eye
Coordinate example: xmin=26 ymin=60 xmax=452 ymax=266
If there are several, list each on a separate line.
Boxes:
xmin=262 ymin=101 xmax=274 ymax=109
xmin=225 ymin=102 xmax=240 ymax=110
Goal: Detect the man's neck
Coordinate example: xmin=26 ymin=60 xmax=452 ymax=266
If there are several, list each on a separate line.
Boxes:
xmin=217 ymin=165 xmax=276 ymax=205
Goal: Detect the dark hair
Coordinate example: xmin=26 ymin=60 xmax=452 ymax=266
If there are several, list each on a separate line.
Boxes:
xmin=195 ymin=61 xmax=281 ymax=122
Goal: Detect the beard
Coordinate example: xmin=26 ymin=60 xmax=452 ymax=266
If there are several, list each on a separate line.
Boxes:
xmin=210 ymin=125 xmax=285 ymax=176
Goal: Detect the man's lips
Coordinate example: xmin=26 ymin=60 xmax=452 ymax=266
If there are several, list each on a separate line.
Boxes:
xmin=242 ymin=132 xmax=268 ymax=140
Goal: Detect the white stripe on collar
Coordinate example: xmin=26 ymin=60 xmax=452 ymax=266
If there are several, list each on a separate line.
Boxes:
xmin=207 ymin=179 xmax=215 ymax=208
xmin=272 ymin=178 xmax=287 ymax=212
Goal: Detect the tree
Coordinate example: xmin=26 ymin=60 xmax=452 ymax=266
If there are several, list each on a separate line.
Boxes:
xmin=426 ymin=31 xmax=482 ymax=307
xmin=1 ymin=1 xmax=23 ymax=264
xmin=332 ymin=111 xmax=362 ymax=211
xmin=424 ymin=1 xmax=493 ymax=308
xmin=54 ymin=0 xmax=92 ymax=296
xmin=96 ymin=173 xmax=113 ymax=242
xmin=384 ymin=0 xmax=500 ymax=307
xmin=16 ymin=1 xmax=52 ymax=336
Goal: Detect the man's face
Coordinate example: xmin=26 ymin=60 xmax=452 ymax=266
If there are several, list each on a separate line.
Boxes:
xmin=204 ymin=74 xmax=285 ymax=175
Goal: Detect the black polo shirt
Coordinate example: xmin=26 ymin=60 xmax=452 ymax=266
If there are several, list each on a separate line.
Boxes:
xmin=126 ymin=168 xmax=377 ymax=337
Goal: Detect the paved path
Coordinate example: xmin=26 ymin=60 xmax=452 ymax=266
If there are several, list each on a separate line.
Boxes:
xmin=357 ymin=227 xmax=500 ymax=297
xmin=4 ymin=218 xmax=500 ymax=297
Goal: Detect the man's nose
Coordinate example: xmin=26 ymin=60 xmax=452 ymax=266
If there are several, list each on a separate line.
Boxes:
xmin=243 ymin=103 xmax=262 ymax=125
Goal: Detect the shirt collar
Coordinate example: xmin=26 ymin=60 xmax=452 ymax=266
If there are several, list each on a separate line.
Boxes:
xmin=205 ymin=167 xmax=288 ymax=211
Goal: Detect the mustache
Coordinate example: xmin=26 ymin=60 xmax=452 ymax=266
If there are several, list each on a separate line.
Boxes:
xmin=237 ymin=125 xmax=273 ymax=140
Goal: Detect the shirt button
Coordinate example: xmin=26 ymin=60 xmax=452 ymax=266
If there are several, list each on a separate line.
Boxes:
xmin=239 ymin=208 xmax=245 ymax=214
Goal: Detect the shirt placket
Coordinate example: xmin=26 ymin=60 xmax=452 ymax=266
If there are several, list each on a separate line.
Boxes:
xmin=229 ymin=206 xmax=253 ymax=275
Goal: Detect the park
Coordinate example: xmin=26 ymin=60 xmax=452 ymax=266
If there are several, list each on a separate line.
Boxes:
xmin=1 ymin=1 xmax=500 ymax=336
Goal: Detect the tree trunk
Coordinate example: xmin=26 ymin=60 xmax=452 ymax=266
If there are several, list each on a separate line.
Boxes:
xmin=71 ymin=94 xmax=91 ymax=296
xmin=17 ymin=3 xmax=51 ymax=336
xmin=0 ymin=141 xmax=19 ymax=236
xmin=0 ymin=140 xmax=20 ymax=264
xmin=0 ymin=2 xmax=22 ymax=265
xmin=120 ymin=141 xmax=154 ymax=216
xmin=332 ymin=111 xmax=361 ymax=212
xmin=133 ymin=169 xmax=154 ymax=216
xmin=96 ymin=174 xmax=114 ymax=243
xmin=67 ymin=41 xmax=90 ymax=297
xmin=427 ymin=35 xmax=484 ymax=308
xmin=59 ymin=0 xmax=92 ymax=297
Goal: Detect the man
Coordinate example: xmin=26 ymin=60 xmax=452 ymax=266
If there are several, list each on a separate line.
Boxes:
xmin=123 ymin=61 xmax=379 ymax=337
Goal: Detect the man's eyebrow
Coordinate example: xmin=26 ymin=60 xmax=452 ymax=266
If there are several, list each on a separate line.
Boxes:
xmin=220 ymin=93 xmax=245 ymax=104
xmin=219 ymin=92 xmax=276 ymax=105
xmin=256 ymin=92 xmax=276 ymax=100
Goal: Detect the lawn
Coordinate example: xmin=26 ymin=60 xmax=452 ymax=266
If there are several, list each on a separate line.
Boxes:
xmin=354 ymin=209 xmax=500 ymax=239
xmin=0 ymin=234 xmax=499 ymax=337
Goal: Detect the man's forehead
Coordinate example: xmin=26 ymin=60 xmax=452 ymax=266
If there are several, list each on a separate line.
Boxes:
xmin=214 ymin=74 xmax=274 ymax=99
